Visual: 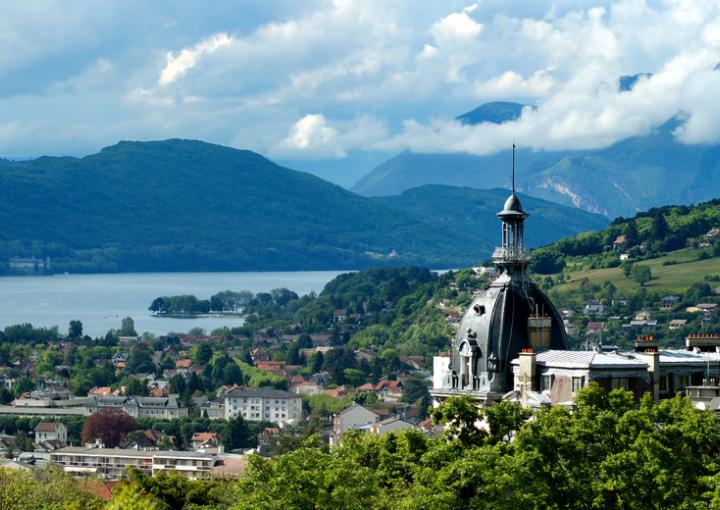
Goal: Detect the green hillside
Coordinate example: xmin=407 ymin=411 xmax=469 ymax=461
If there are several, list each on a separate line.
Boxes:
xmin=0 ymin=140 xmax=604 ymax=274
xmin=532 ymin=198 xmax=720 ymax=294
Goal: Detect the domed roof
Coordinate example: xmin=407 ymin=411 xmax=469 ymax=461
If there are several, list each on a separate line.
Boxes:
xmin=498 ymin=192 xmax=526 ymax=217
xmin=442 ymin=280 xmax=568 ymax=395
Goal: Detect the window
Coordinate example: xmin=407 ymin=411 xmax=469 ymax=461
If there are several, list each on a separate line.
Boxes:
xmin=659 ymin=374 xmax=668 ymax=392
xmin=571 ymin=376 xmax=585 ymax=392
xmin=611 ymin=377 xmax=628 ymax=391
xmin=542 ymin=375 xmax=553 ymax=391
xmin=676 ymin=375 xmax=690 ymax=391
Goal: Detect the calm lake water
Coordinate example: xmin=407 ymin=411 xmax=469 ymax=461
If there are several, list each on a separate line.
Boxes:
xmin=0 ymin=271 xmax=344 ymax=337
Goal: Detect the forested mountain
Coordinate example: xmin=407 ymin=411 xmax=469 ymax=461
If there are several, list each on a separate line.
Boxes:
xmin=352 ymin=102 xmax=720 ymax=219
xmin=374 ymin=185 xmax=608 ymax=254
xmin=0 ymin=140 xmax=604 ymax=273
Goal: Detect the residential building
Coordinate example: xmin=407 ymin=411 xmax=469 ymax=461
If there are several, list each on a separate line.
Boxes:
xmin=191 ymin=432 xmax=221 ymax=452
xmin=198 ymin=399 xmax=224 ymax=420
xmin=50 ymin=447 xmax=220 ymax=478
xmin=330 ymin=403 xmax=379 ymax=447
xmin=34 ymin=422 xmax=67 ymax=446
xmin=367 ymin=417 xmax=415 ymax=436
xmin=223 ymin=388 xmax=302 ymax=425
xmin=660 ymin=295 xmax=681 ymax=310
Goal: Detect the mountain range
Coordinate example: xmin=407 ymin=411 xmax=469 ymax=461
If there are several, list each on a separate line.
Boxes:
xmin=352 ymin=101 xmax=720 ymax=219
xmin=0 ymin=139 xmax=606 ymax=273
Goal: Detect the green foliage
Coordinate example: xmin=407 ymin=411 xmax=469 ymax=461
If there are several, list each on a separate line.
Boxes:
xmin=0 ymin=465 xmax=103 ymax=510
xmin=119 ymin=317 xmax=137 ymax=337
xmin=222 ymin=415 xmax=252 ymax=451
xmin=631 ymin=264 xmax=652 ymax=286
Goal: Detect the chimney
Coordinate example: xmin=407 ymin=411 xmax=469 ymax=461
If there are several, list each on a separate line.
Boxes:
xmin=518 ymin=349 xmax=536 ymax=395
xmin=642 ymin=348 xmax=660 ymax=401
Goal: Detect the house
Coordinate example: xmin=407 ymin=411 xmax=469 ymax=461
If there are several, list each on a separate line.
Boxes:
xmin=34 ymin=422 xmax=67 ymax=446
xmin=191 ymin=432 xmax=221 ymax=452
xmin=333 ymin=309 xmax=347 ymax=323
xmin=88 ymin=386 xmax=116 ymax=396
xmin=290 ymin=381 xmax=323 ymax=395
xmin=511 ymin=350 xmax=652 ymax=405
xmin=322 ymin=385 xmax=348 ymax=399
xmin=669 ymin=319 xmax=688 ymax=330
xmin=705 ymin=227 xmax=720 ymax=239
xmin=586 ymin=322 xmax=604 ymax=334
xmin=659 ymin=296 xmax=681 ymax=311
xmin=198 ymin=399 xmax=224 ymax=420
xmin=613 ymin=235 xmax=627 ymax=251
xmin=8 ymin=257 xmax=50 ymax=274
xmin=367 ymin=416 xmax=415 ymax=436
xmin=374 ymin=380 xmax=403 ymax=402
xmin=175 ymin=359 xmax=193 ymax=370
xmin=583 ymin=299 xmax=605 ymax=317
xmin=619 ymin=253 xmax=630 ymax=261
xmin=254 ymin=361 xmax=286 ymax=375
xmin=223 ymin=387 xmax=302 ymax=425
xmin=330 ymin=403 xmax=379 ymax=447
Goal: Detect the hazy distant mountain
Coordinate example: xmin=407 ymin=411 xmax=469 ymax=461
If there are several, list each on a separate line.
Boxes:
xmin=373 ymin=185 xmax=609 ymax=253
xmin=352 ymin=96 xmax=720 ymax=219
xmin=0 ymin=139 xmax=606 ymax=273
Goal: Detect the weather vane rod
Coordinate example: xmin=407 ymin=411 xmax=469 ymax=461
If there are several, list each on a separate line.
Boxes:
xmin=512 ymin=142 xmax=516 ymax=194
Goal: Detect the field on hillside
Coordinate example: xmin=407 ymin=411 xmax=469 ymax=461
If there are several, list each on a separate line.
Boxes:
xmin=545 ymin=247 xmax=720 ymax=293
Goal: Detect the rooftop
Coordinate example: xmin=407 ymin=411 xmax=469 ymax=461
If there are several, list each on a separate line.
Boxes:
xmin=224 ymin=387 xmax=299 ymax=399
xmin=52 ymin=446 xmax=216 ymax=459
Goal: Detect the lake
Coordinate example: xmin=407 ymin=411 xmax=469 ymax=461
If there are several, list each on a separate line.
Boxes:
xmin=0 ymin=271 xmax=345 ymax=337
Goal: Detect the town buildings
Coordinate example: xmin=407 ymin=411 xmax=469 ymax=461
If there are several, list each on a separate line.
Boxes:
xmin=431 ymin=169 xmax=720 ymax=411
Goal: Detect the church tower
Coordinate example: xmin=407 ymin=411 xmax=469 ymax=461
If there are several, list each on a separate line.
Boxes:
xmin=433 ymin=146 xmax=568 ymax=403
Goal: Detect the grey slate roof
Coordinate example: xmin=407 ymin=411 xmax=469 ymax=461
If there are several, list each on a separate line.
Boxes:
xmin=224 ymin=387 xmax=299 ymax=399
xmin=511 ymin=350 xmax=648 ymax=369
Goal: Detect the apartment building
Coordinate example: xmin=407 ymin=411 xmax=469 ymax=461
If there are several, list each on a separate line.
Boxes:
xmin=223 ymin=388 xmax=302 ymax=425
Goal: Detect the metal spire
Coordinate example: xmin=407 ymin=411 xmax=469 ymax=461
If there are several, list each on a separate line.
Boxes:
xmin=512 ymin=142 xmax=516 ymax=194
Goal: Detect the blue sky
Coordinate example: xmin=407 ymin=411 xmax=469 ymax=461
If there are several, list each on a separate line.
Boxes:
xmin=2 ymin=0 xmax=720 ymax=186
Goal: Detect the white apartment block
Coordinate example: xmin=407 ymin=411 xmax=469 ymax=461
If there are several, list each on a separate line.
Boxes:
xmin=223 ymin=388 xmax=302 ymax=425
xmin=50 ymin=447 xmax=217 ymax=479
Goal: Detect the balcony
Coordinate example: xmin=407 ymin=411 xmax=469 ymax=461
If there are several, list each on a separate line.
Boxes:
xmin=492 ymin=247 xmax=530 ymax=263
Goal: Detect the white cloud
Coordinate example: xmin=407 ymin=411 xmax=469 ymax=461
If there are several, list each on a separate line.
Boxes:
xmin=159 ymin=33 xmax=232 ymax=86
xmin=271 ymin=113 xmax=388 ymax=159
xmin=473 ymin=70 xmax=555 ymax=99
xmin=274 ymin=114 xmax=342 ymax=157
xmin=2 ymin=0 xmax=720 ymax=165
xmin=431 ymin=9 xmax=483 ymax=42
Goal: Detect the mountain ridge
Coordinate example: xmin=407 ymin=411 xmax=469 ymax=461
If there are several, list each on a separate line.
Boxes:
xmin=0 ymin=139 xmax=606 ymax=274
xmin=352 ymin=100 xmax=720 ymax=218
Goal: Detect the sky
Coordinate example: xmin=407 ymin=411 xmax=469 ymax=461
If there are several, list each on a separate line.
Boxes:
xmin=1 ymin=0 xmax=720 ymax=187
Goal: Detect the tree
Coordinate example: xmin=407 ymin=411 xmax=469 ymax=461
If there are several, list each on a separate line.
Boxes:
xmin=148 ymin=297 xmax=166 ymax=314
xmin=430 ymin=394 xmax=486 ymax=447
xmin=68 ymin=320 xmax=83 ymax=339
xmin=651 ymin=210 xmax=669 ymax=241
xmin=222 ymin=415 xmax=251 ymax=451
xmin=624 ymin=221 xmax=640 ymax=247
xmin=193 ymin=342 xmax=213 ymax=365
xmin=122 ymin=377 xmax=149 ymax=396
xmin=0 ymin=387 xmax=13 ymax=405
xmin=81 ymin=408 xmax=138 ymax=447
xmin=631 ymin=264 xmax=652 ymax=286
xmin=401 ymin=377 xmax=430 ymax=404
xmin=126 ymin=343 xmax=155 ymax=374
xmin=622 ymin=261 xmax=633 ymax=278
xmin=119 ymin=316 xmax=137 ymax=336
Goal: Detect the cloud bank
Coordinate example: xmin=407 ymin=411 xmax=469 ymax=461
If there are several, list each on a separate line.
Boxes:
xmin=0 ymin=0 xmax=719 ymax=166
